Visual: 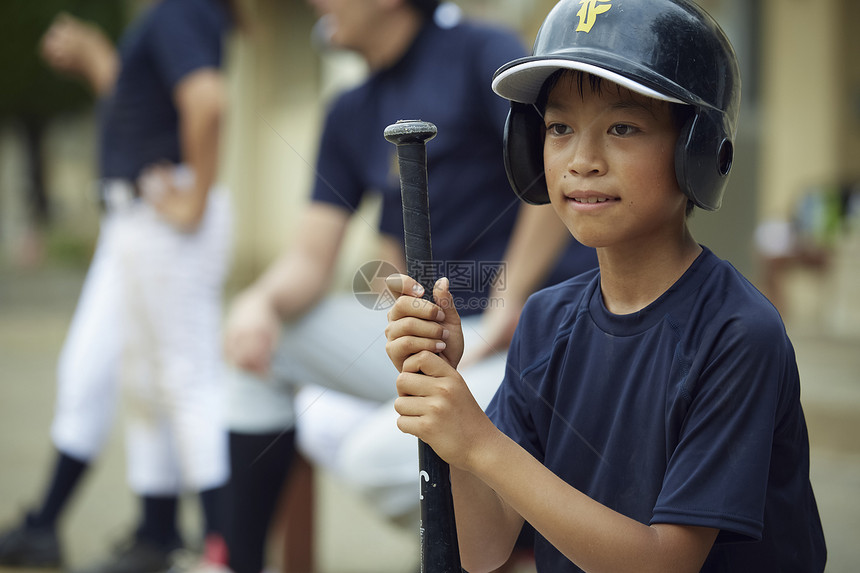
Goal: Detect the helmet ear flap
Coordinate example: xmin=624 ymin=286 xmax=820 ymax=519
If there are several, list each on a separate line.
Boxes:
xmin=504 ymin=102 xmax=550 ymax=205
xmin=675 ymin=109 xmax=734 ymax=212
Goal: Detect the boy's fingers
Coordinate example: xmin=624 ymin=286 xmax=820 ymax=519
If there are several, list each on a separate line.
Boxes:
xmin=393 ymin=395 xmax=423 ymax=417
xmin=387 ymin=292 xmax=445 ymax=323
xmin=395 ymin=374 xmax=428 ymax=399
xmin=386 ymin=273 xmax=425 ymax=298
xmin=401 ymin=350 xmax=452 ymax=377
xmin=386 ymin=334 xmax=447 ymax=359
xmin=385 ymin=314 xmax=448 ymax=343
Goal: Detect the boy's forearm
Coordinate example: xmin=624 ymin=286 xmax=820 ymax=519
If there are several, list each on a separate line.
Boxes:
xmin=461 ymin=429 xmax=717 ymax=573
xmin=451 ymin=463 xmax=524 ymax=572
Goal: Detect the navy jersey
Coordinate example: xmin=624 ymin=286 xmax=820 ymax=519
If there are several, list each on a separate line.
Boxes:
xmin=487 ymin=247 xmax=826 ymax=572
xmin=99 ymin=0 xmax=231 ymax=179
xmin=311 ymin=19 xmax=597 ymax=315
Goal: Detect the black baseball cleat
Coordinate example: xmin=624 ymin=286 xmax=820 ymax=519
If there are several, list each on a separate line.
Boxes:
xmin=71 ymin=535 xmax=182 ymax=573
xmin=0 ymin=512 xmax=63 ymax=568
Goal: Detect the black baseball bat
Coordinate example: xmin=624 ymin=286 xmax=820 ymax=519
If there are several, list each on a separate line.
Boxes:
xmin=384 ymin=119 xmax=462 ymax=573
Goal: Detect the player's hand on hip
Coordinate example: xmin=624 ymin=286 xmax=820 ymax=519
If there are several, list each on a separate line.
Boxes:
xmin=385 ymin=274 xmax=464 ymax=371
xmin=223 ymin=288 xmax=281 ymax=376
xmin=139 ymin=164 xmax=205 ymax=231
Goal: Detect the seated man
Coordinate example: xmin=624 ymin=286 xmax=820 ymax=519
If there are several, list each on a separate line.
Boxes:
xmin=220 ymin=1 xmax=597 ymax=572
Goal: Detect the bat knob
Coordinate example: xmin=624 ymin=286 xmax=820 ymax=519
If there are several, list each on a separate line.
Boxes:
xmin=384 ymin=119 xmax=437 ymax=146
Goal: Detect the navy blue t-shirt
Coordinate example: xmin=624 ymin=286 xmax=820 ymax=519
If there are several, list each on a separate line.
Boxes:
xmin=311 ymin=20 xmax=596 ymax=315
xmin=487 ymin=247 xmax=826 ymax=572
xmin=99 ymin=0 xmax=231 ymax=179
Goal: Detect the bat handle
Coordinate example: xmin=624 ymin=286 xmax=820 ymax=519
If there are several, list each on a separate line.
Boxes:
xmin=385 ymin=120 xmax=463 ymax=573
xmin=384 ymin=120 xmax=438 ymax=297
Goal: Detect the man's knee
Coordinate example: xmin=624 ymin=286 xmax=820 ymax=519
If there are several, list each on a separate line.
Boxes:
xmin=335 ymin=416 xmax=420 ymax=522
xmin=224 ymin=366 xmax=296 ymax=433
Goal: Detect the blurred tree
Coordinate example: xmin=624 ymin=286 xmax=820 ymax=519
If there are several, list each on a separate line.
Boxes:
xmin=0 ymin=0 xmax=126 ymax=227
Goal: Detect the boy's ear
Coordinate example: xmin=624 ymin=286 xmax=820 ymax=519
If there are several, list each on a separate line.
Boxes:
xmin=503 ymin=102 xmax=550 ymax=205
xmin=675 ymin=109 xmax=734 ymax=212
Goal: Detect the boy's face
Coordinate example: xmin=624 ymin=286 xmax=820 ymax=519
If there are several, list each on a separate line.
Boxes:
xmin=542 ymin=73 xmax=688 ymax=250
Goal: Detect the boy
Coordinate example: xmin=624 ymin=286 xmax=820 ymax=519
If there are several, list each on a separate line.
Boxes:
xmin=384 ymin=0 xmax=827 ymax=571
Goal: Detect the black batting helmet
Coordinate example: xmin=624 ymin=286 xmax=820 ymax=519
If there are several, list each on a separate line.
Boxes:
xmin=492 ymin=0 xmax=741 ymax=211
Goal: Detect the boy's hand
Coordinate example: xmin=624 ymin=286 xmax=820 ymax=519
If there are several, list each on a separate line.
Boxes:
xmin=395 ymin=350 xmax=500 ymax=472
xmin=385 ymin=274 xmax=464 ymax=371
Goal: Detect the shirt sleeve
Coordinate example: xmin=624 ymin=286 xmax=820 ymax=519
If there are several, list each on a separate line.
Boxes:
xmin=486 ymin=302 xmax=546 ymax=463
xmin=651 ymin=314 xmax=789 ymax=542
xmin=309 ymin=99 xmax=366 ymax=214
xmin=148 ymin=0 xmax=223 ymax=90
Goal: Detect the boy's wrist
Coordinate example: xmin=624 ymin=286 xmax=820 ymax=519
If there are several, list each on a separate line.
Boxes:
xmin=463 ymin=422 xmax=510 ymax=477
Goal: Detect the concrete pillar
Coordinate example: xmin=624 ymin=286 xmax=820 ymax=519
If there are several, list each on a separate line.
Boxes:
xmin=839 ymin=0 xmax=860 ymax=181
xmin=759 ymin=0 xmax=840 ymax=220
xmin=221 ymin=0 xmax=322 ymax=283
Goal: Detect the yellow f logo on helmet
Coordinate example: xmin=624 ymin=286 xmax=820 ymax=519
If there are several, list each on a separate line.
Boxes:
xmin=576 ymin=0 xmax=612 ymax=32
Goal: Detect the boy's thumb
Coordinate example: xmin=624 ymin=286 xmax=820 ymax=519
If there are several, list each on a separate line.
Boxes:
xmin=433 ymin=277 xmax=459 ymax=317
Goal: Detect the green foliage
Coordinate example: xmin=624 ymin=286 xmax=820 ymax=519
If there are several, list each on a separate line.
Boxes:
xmin=0 ymin=0 xmax=126 ymax=120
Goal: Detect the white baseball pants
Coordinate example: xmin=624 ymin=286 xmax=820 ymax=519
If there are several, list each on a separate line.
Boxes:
xmin=225 ymin=297 xmax=506 ymax=520
xmin=51 ymin=182 xmax=232 ymax=495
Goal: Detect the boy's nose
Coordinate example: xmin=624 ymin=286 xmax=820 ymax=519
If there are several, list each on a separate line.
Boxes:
xmin=567 ymin=135 xmax=607 ymax=176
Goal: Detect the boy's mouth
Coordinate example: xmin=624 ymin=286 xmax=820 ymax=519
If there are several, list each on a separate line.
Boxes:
xmin=566 ymin=192 xmax=619 ymax=205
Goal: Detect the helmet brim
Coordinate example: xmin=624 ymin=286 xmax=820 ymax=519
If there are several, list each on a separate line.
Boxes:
xmin=492 ymin=59 xmax=686 ymax=105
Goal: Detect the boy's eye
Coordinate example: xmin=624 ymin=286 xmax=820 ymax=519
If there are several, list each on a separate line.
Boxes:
xmin=546 ymin=123 xmax=571 ymax=136
xmin=610 ymin=124 xmax=637 ymax=136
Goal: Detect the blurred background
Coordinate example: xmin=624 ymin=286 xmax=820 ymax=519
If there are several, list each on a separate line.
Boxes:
xmin=1 ymin=0 xmax=858 ymax=572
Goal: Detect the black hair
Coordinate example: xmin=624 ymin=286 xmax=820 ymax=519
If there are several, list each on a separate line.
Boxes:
xmin=536 ymin=69 xmax=697 ymax=217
